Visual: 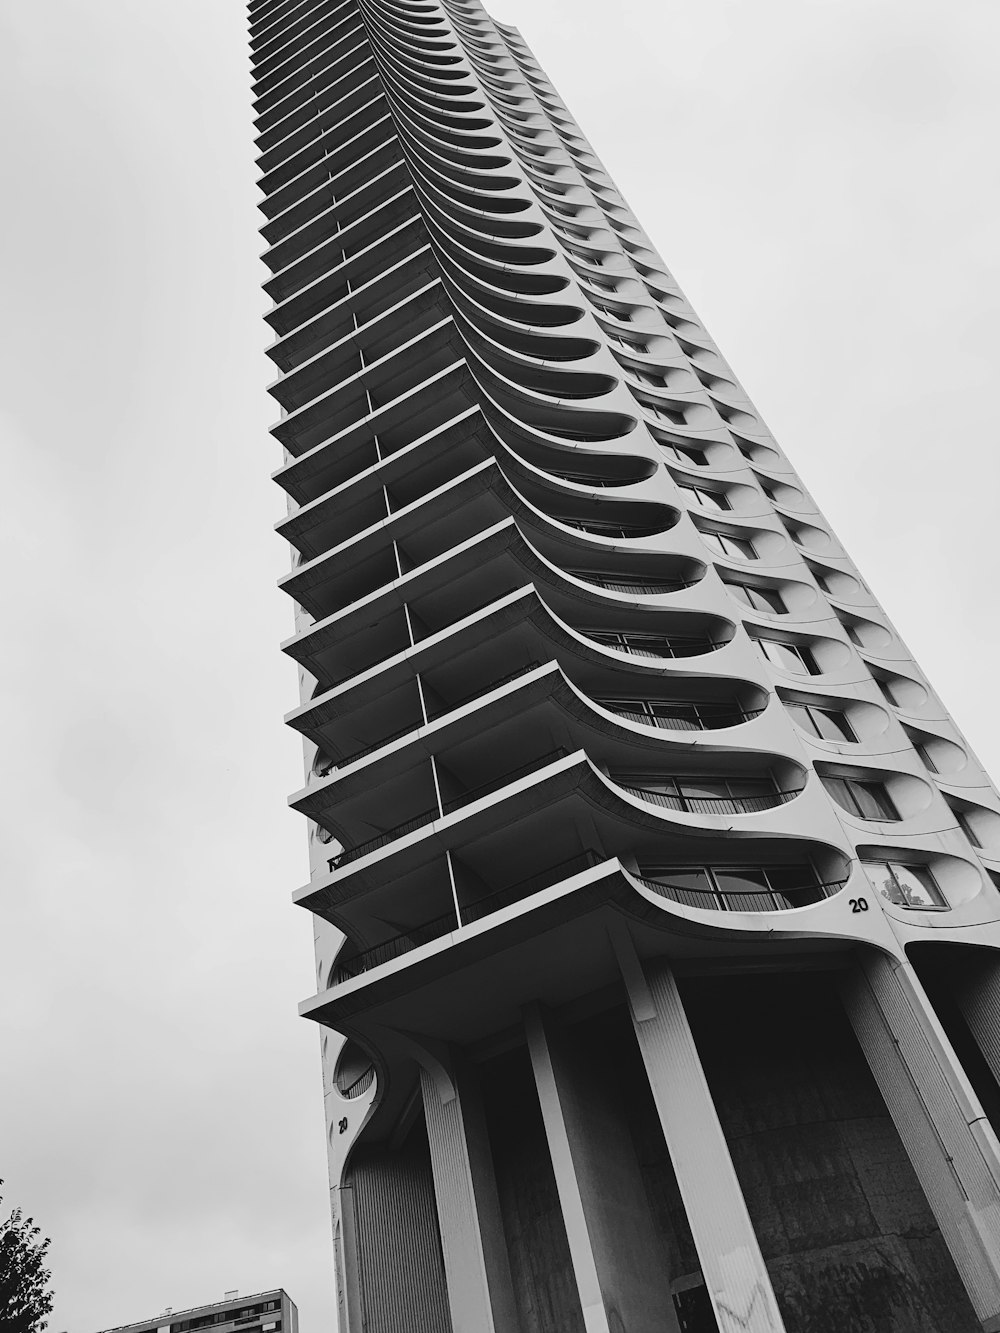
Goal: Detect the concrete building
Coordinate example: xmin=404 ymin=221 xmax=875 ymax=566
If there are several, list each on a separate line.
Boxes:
xmin=96 ymin=1291 xmax=297 ymax=1333
xmin=250 ymin=0 xmax=1000 ymax=1329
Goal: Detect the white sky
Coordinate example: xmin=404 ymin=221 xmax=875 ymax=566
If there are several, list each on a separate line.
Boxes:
xmin=1 ymin=2 xmax=998 ymax=1332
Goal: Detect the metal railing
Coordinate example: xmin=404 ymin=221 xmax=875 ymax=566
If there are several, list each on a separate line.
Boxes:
xmin=599 ymin=701 xmax=765 ymax=731
xmin=618 ymin=784 xmax=802 ymax=816
xmin=568 ymin=570 xmax=692 ymax=595
xmin=338 ymin=1066 xmax=376 ymax=1098
xmin=635 ymin=873 xmax=847 ymax=913
xmin=440 ymin=747 xmax=568 ymax=814
xmin=549 ymin=471 xmax=635 ymax=488
xmin=564 ymin=518 xmax=665 ymax=538
xmin=327 ymin=660 xmax=543 ymax=771
xmin=426 ymin=659 xmax=542 ymax=721
xmin=328 ymin=807 xmax=437 ymax=871
xmin=587 ymin=630 xmax=725 ymax=659
xmin=330 ymin=849 xmax=603 ymax=983
xmin=327 ymin=746 xmax=570 ymax=870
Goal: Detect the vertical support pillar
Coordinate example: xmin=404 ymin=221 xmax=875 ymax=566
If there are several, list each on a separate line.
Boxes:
xmin=420 ymin=1061 xmax=519 ymax=1333
xmin=840 ymin=948 xmax=1000 ymax=1331
xmin=610 ymin=929 xmax=786 ymax=1333
xmin=333 ymin=1183 xmax=364 ymax=1333
xmin=524 ymin=1002 xmax=680 ymax=1333
xmin=524 ymin=1004 xmax=612 ymax=1333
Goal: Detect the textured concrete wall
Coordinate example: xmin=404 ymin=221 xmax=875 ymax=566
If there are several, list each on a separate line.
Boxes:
xmin=346 ymin=1123 xmax=453 ymax=1333
xmin=681 ymin=972 xmax=979 ymax=1332
xmin=480 ymin=1047 xmax=585 ymax=1333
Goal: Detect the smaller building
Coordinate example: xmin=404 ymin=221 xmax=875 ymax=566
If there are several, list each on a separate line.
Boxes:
xmin=95 ymin=1289 xmax=297 ymax=1333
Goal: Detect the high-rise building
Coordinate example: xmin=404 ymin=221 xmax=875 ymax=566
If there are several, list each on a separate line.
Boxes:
xmin=96 ymin=1291 xmax=297 ymax=1333
xmin=249 ymin=1 xmax=1000 ymax=1329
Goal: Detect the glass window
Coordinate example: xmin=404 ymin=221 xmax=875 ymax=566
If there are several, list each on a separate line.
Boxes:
xmin=955 ymin=808 xmax=983 ymax=848
xmin=645 ymin=866 xmax=715 ymax=906
xmin=874 ymin=677 xmax=898 ymax=707
xmin=824 ymin=776 xmax=898 ymax=821
xmin=785 ymin=701 xmax=856 ymax=743
xmin=714 ymin=867 xmax=770 ymax=897
xmin=679 ymin=483 xmax=730 ymax=510
xmin=677 ymin=779 xmax=731 ymax=801
xmin=727 ymin=582 xmax=785 ymax=613
xmin=758 ymin=638 xmax=817 ymax=675
xmin=864 ymin=861 xmax=947 ymax=909
xmin=917 ymin=744 xmax=939 ymax=774
xmin=659 ymin=441 xmax=708 ymax=466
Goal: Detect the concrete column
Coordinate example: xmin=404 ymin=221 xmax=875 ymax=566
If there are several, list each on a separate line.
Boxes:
xmin=611 ymin=932 xmax=786 ymax=1333
xmin=840 ymin=949 xmax=1000 ymax=1331
xmin=420 ymin=1062 xmax=520 ymax=1333
xmin=333 ymin=1183 xmax=363 ymax=1333
xmin=523 ymin=1002 xmax=680 ymax=1333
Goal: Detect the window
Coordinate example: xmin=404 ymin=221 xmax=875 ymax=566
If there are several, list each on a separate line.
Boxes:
xmin=678 ymin=482 xmax=729 ymax=510
xmin=875 ymin=677 xmax=898 ymax=707
xmin=916 ymin=744 xmax=939 ymax=774
xmin=651 ymin=404 xmax=688 ymax=426
xmin=642 ymin=862 xmax=830 ymax=910
xmin=785 ymin=701 xmax=856 ymax=743
xmin=621 ymin=775 xmax=778 ymax=812
xmin=823 ymin=775 xmax=899 ymax=821
xmin=757 ymin=638 xmax=818 ymax=675
xmin=636 ymin=369 xmax=668 ymax=388
xmin=954 ymin=807 xmax=983 ymax=848
xmin=726 ymin=582 xmax=785 ymax=614
xmin=657 ymin=441 xmax=708 ymax=466
xmin=863 ymin=860 xmax=947 ymax=909
xmin=600 ymin=697 xmax=746 ymax=730
xmin=701 ymin=529 xmax=756 ymax=559
xmin=608 ymin=332 xmax=648 ymax=353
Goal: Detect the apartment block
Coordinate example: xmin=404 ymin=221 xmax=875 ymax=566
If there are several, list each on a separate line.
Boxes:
xmin=249 ymin=0 xmax=1000 ymax=1328
xmin=96 ymin=1291 xmax=296 ymax=1333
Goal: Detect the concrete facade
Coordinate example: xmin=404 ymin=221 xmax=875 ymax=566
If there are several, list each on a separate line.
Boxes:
xmin=248 ymin=0 xmax=1000 ymax=1327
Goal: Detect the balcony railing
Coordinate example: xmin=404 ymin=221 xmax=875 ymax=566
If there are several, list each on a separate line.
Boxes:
xmin=635 ymin=870 xmax=846 ymax=913
xmin=599 ymin=700 xmax=764 ymax=731
xmin=326 ymin=746 xmax=569 ymax=870
xmin=330 ymin=849 xmax=602 ymax=983
xmin=587 ymin=630 xmax=726 ymax=660
xmin=548 ymin=471 xmax=636 ymax=488
xmin=568 ymin=569 xmax=693 ymax=595
xmin=618 ymin=783 xmax=801 ymax=816
xmin=563 ymin=518 xmax=666 ymax=538
xmin=324 ymin=660 xmax=542 ymax=772
xmin=339 ymin=1066 xmax=376 ymax=1098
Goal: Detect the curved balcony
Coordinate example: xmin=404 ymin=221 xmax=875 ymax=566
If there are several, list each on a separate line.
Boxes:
xmin=323 ymin=744 xmax=568 ymax=871
xmin=329 ymin=848 xmax=602 ymax=983
xmin=634 ymin=863 xmax=847 ymax=912
xmin=586 ymin=628 xmax=730 ymax=660
xmin=615 ymin=776 xmax=802 ymax=817
xmin=561 ymin=516 xmax=674 ymax=539
xmin=567 ymin=570 xmax=696 ymax=596
xmin=598 ymin=697 xmax=764 ymax=732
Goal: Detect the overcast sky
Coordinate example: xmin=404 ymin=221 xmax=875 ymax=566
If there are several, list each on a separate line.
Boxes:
xmin=1 ymin=2 xmax=998 ymax=1332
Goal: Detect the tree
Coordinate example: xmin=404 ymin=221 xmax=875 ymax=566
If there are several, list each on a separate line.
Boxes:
xmin=0 ymin=1182 xmax=53 ymax=1333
